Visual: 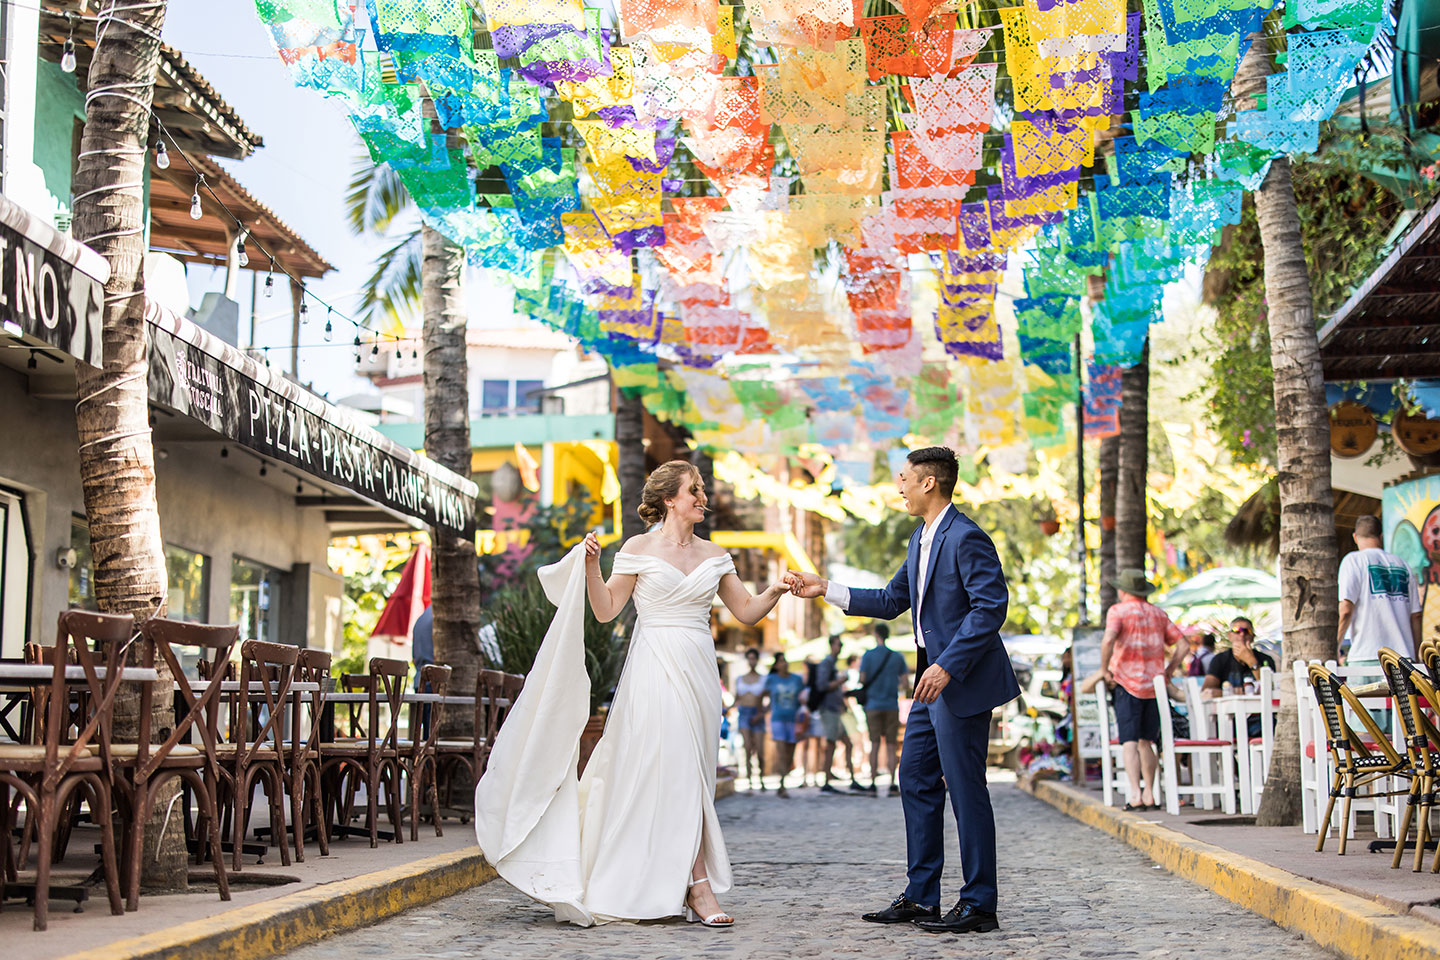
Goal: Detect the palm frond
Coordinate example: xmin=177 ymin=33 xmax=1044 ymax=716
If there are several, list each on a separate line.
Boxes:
xmin=346 ymin=156 xmax=412 ymax=237
xmin=357 ymin=228 xmax=423 ymax=333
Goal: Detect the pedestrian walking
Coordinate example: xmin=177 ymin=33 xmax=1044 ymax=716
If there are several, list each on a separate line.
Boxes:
xmin=1338 ymin=514 xmax=1422 ymax=663
xmin=764 ymin=655 xmax=805 ymax=797
xmin=815 ymin=635 xmax=858 ymax=793
xmin=857 ymin=622 xmax=910 ymax=796
xmin=734 ymin=647 xmax=768 ymax=790
xmin=1099 ymin=569 xmax=1188 ymax=811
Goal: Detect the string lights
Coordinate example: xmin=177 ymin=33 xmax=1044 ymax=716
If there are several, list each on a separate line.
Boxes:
xmin=60 ymin=27 xmax=76 ymax=73
xmin=189 ymin=175 xmax=204 ymax=220
xmin=154 ymin=139 xmax=169 ymax=169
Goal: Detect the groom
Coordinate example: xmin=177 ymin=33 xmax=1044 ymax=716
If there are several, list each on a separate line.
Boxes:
xmin=790 ymin=446 xmax=1018 ymax=934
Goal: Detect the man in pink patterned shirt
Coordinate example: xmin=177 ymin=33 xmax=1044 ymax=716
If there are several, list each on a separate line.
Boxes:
xmin=1100 ymin=569 xmax=1187 ymax=810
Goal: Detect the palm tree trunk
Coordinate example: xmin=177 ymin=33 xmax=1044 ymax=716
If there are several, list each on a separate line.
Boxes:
xmin=1098 ymin=434 xmax=1119 ymax=617
xmin=1114 ymin=341 xmax=1149 ymax=575
xmin=70 ymin=0 xmax=186 ymax=891
xmin=421 ymin=224 xmax=480 ymax=737
xmin=1233 ymin=35 xmax=1340 ymax=827
xmin=616 ymin=387 xmax=647 ymax=543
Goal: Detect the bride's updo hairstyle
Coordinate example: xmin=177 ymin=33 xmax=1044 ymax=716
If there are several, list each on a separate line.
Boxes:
xmin=638 ymin=460 xmax=704 ymax=525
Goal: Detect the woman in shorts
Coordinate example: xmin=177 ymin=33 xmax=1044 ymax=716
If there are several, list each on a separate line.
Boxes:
xmin=763 ymin=654 xmax=805 ymax=798
xmin=734 ymin=648 xmax=768 ymax=790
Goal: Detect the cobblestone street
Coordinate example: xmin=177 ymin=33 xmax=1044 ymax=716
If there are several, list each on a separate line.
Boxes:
xmin=282 ymin=779 xmax=1335 ymax=960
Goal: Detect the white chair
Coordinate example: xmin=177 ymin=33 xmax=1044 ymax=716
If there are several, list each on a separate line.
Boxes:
xmin=1095 ymin=680 xmax=1130 ymax=808
xmin=1155 ymin=675 xmax=1236 ymax=815
xmin=1295 ymin=659 xmax=1322 ymax=833
xmin=1245 ymin=666 xmax=1275 ymax=813
xmin=1180 ymin=678 xmax=1221 ymax=809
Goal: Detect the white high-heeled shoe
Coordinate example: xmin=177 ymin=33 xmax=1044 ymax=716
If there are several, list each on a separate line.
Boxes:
xmin=685 ymin=876 xmax=735 ymax=928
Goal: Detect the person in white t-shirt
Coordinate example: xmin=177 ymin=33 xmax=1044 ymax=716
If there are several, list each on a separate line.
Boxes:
xmin=1337 ymin=514 xmax=1422 ymax=664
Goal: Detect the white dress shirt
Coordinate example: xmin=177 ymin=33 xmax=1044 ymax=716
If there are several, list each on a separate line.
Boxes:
xmin=824 ymin=504 xmax=953 ymax=649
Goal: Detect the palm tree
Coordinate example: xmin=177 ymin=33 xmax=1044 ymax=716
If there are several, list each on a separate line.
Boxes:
xmin=1098 ymin=434 xmax=1119 ymax=617
xmin=617 ymin=388 xmax=648 ymax=542
xmin=1114 ymin=342 xmax=1149 ymax=576
xmin=1231 ymin=32 xmax=1339 ymax=827
xmin=70 ymin=0 xmax=188 ymax=890
xmin=347 ymin=157 xmax=480 ymax=734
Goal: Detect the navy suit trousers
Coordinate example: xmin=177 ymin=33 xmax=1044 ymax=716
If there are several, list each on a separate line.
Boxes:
xmin=898 ymin=701 xmax=997 ymax=912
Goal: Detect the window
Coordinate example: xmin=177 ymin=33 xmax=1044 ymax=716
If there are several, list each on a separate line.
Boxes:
xmin=165 ymin=545 xmax=210 ymax=623
xmin=0 ymin=487 xmax=31 ymax=657
xmin=481 ymin=379 xmax=511 ymax=414
xmin=515 ymin=379 xmax=545 ymax=414
xmin=231 ymin=556 xmax=281 ymax=643
xmin=68 ymin=518 xmax=97 ymax=611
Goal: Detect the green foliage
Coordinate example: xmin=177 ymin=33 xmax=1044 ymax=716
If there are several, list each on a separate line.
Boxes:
xmin=346 ymin=155 xmax=422 ymax=327
xmin=1196 ymin=149 xmax=1440 ymax=469
xmin=335 ymin=562 xmax=401 ymax=677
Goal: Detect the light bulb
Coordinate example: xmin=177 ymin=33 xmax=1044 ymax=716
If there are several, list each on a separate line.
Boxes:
xmin=189 ymin=190 xmax=203 ymax=220
xmin=236 ymin=239 xmax=248 ymax=267
xmin=155 ymin=141 xmax=170 ymax=169
xmin=264 ymin=271 xmax=274 ymax=297
xmin=323 ymin=319 xmax=333 ymax=342
xmin=412 ymin=348 xmax=418 ymax=360
xmin=370 ymin=343 xmax=379 ymax=357
xmin=299 ymin=300 xmax=309 ymax=323
xmin=61 ymin=39 xmax=76 ymax=73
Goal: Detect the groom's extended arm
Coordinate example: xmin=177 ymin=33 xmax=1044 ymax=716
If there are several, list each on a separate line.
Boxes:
xmin=839 ymin=561 xmax=911 ymax=621
xmin=933 ymin=525 xmax=1009 ymax=683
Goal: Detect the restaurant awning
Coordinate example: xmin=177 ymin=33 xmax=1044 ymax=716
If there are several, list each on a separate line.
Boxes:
xmin=0 ymin=192 xmax=107 ymax=367
xmin=1319 ymin=197 xmax=1440 ymax=382
xmin=145 ymin=300 xmax=479 ymax=536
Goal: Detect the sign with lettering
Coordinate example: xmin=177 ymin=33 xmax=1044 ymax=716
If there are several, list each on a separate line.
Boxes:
xmin=146 ymin=304 xmax=477 ymax=536
xmin=0 ymin=197 xmax=107 ymax=367
xmin=1071 ymin=625 xmax=1105 ymax=763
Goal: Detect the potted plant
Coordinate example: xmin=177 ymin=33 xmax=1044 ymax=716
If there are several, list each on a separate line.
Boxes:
xmin=1034 ymin=500 xmax=1061 ymax=537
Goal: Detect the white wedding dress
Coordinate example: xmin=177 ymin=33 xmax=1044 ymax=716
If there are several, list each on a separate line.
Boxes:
xmin=474 ymin=544 xmax=734 ymax=926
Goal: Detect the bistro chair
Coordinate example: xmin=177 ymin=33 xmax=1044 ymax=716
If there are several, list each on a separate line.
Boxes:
xmin=1306 ymin=663 xmax=1411 ymax=855
xmin=0 ymin=610 xmax=131 ymax=930
xmin=287 ymin=648 xmax=331 ymax=862
xmin=122 ymin=618 xmax=235 ymax=912
xmin=14 ymin=642 xmax=83 ymax=868
xmin=1376 ymin=649 xmax=1440 ymax=871
xmin=320 ymin=657 xmax=407 ymax=847
xmin=216 ymin=641 xmax=297 ymax=871
xmin=404 ymin=664 xmax=450 ymax=840
xmin=1092 ymin=680 xmax=1132 ymax=809
xmin=1154 ymin=675 xmax=1236 ymax=816
xmin=1419 ymin=639 xmax=1440 ymax=693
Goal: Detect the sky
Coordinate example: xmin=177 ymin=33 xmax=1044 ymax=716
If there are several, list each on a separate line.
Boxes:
xmin=161 ymin=2 xmax=423 ymax=402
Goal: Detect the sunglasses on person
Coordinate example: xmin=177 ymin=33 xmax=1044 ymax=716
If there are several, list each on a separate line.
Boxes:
xmin=1230 ymin=626 xmax=1253 ymax=636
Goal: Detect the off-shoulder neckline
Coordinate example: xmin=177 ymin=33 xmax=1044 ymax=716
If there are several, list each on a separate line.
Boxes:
xmin=618 ymin=552 xmax=731 ymax=580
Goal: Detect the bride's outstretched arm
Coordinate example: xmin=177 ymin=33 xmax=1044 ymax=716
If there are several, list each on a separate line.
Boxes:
xmin=584 ymin=532 xmax=636 ymax=622
xmin=717 ymin=572 xmax=793 ymax=626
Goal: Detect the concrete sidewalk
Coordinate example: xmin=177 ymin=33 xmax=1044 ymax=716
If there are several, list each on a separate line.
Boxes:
xmin=3 ymin=820 xmax=487 ymax=960
xmin=1021 ymin=775 xmax=1440 ymax=960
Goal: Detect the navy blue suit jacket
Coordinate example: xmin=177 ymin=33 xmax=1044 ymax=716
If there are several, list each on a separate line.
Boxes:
xmin=845 ymin=508 xmax=1019 ymax=718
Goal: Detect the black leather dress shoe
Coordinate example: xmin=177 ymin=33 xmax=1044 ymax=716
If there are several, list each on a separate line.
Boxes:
xmin=914 ymin=901 xmax=1000 ymax=934
xmin=861 ymin=894 xmax=940 ymax=924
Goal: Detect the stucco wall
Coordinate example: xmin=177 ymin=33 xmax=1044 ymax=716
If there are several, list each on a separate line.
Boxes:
xmin=0 ymin=365 xmax=337 ymax=655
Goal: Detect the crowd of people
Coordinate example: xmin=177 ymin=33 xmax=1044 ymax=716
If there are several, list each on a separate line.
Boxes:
xmin=725 ymin=623 xmax=911 ymax=797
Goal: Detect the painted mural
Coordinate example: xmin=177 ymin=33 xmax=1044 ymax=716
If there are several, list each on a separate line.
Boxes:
xmin=1382 ymin=475 xmax=1440 ymax=646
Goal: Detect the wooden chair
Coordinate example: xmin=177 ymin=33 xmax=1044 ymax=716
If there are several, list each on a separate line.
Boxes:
xmin=1154 ymin=675 xmax=1236 ymax=816
xmin=217 ymin=641 xmax=297 ymax=871
xmin=1376 ymin=649 xmax=1440 ymax=871
xmin=320 ymin=657 xmax=406 ymax=847
xmin=123 ymin=618 xmax=235 ymax=912
xmin=288 ymin=648 xmax=330 ymax=862
xmin=0 ymin=611 xmax=130 ymax=930
xmin=403 ymin=664 xmax=450 ymax=840
xmin=1306 ymin=663 xmax=1411 ymax=855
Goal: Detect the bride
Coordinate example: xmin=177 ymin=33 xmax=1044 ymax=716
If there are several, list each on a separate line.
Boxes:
xmin=474 ymin=460 xmax=792 ymax=928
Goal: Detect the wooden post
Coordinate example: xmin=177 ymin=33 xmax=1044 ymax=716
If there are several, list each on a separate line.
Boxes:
xmin=289 ymin=278 xmax=303 ymax=376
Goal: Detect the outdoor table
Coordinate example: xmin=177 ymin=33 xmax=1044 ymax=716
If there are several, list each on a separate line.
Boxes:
xmin=323 ymin=691 xmax=484 ymax=706
xmin=1210 ymin=694 xmax=1262 ymax=814
xmin=0 ymin=664 xmax=159 ymax=682
xmin=0 ymin=681 xmax=28 ymax=741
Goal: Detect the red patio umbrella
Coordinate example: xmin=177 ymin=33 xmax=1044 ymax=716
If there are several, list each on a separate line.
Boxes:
xmin=371 ymin=543 xmax=432 ymax=644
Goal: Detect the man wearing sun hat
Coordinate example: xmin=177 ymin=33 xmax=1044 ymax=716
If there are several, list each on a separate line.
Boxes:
xmin=1098 ymin=569 xmax=1188 ymax=811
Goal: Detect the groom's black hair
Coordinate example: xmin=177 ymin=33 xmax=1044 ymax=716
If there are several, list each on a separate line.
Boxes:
xmin=907 ymin=446 xmax=958 ymax=498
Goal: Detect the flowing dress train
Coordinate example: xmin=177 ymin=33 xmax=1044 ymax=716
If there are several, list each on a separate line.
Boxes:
xmin=474 ymin=545 xmax=733 ymax=926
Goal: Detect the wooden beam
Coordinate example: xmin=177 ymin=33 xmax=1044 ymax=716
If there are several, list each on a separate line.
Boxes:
xmin=1366 ymin=283 xmax=1440 ymax=298
xmin=1320 ymin=316 xmax=1440 ymax=332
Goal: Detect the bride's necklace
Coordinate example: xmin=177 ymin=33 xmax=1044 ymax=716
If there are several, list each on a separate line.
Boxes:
xmin=661 ymin=528 xmax=694 ymax=548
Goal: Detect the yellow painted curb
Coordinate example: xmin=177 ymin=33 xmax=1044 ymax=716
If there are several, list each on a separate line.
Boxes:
xmin=1019 ymin=778 xmax=1440 ymax=960
xmin=55 ymin=846 xmax=496 ymax=960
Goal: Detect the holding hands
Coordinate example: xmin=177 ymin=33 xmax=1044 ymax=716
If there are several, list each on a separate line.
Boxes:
xmin=785 ymin=570 xmax=827 ymax=599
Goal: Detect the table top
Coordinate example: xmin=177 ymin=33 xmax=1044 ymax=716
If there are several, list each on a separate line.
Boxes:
xmin=0 ymin=664 xmax=159 ymax=682
xmin=325 ymin=691 xmax=490 ymax=706
xmin=179 ymin=680 xmax=322 ymax=693
xmin=1349 ymin=682 xmax=1391 ymax=699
